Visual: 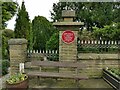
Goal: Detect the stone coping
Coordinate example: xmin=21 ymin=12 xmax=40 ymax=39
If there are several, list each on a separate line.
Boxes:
xmin=53 ymin=22 xmax=84 ymax=26
xmin=62 ymin=10 xmax=75 ymax=17
xmin=78 ymin=53 xmax=119 ymax=60
xmin=8 ymin=38 xmax=27 ymax=45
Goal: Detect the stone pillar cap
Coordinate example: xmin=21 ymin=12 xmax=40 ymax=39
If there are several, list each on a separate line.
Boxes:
xmin=8 ymin=38 xmax=27 ymax=45
xmin=62 ymin=10 xmax=76 ymax=18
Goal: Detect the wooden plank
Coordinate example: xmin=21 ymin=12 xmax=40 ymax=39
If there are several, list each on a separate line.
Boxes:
xmin=31 ymin=61 xmax=86 ymax=68
xmin=27 ymin=72 xmax=88 ymax=80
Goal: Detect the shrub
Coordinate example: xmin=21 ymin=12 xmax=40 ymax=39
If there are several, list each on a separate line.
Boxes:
xmin=108 ymin=68 xmax=120 ymax=78
xmin=47 ymin=54 xmax=59 ymax=61
xmin=6 ymin=73 xmax=28 ymax=84
xmin=2 ymin=60 xmax=10 ymax=75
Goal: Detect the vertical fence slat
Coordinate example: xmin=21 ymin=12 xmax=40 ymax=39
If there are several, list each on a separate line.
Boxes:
xmin=91 ymin=40 xmax=94 ymax=44
xmin=40 ymin=50 xmax=41 ymax=53
xmin=102 ymin=41 xmax=104 ymax=44
xmin=105 ymin=41 xmax=107 ymax=44
xmin=98 ymin=41 xmax=100 ymax=44
xmin=81 ymin=40 xmax=83 ymax=44
xmin=43 ymin=50 xmax=44 ymax=53
xmin=95 ymin=41 xmax=97 ymax=44
xmin=53 ymin=50 xmax=55 ymax=54
xmin=112 ymin=41 xmax=114 ymax=44
xmin=115 ymin=41 xmax=117 ymax=45
xmin=27 ymin=50 xmax=29 ymax=53
xmin=56 ymin=50 xmax=57 ymax=54
xmin=36 ymin=50 xmax=38 ymax=53
xmin=33 ymin=50 xmax=35 ymax=53
xmin=30 ymin=50 xmax=32 ymax=53
xmin=46 ymin=50 xmax=48 ymax=54
xmin=78 ymin=40 xmax=80 ymax=44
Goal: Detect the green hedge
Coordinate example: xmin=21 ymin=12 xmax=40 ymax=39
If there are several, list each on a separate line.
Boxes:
xmin=2 ymin=60 xmax=10 ymax=75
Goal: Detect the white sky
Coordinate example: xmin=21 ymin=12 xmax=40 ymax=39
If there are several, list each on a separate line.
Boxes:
xmin=6 ymin=0 xmax=59 ymax=30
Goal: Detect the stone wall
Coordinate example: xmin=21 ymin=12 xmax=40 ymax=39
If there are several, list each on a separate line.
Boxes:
xmin=8 ymin=39 xmax=119 ymax=78
xmin=28 ymin=53 xmax=119 ymax=78
xmin=78 ymin=53 xmax=119 ymax=78
xmin=8 ymin=39 xmax=27 ymax=75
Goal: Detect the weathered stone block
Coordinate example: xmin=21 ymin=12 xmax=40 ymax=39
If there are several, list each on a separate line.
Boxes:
xmin=62 ymin=10 xmax=75 ymax=18
xmin=8 ymin=39 xmax=27 ymax=75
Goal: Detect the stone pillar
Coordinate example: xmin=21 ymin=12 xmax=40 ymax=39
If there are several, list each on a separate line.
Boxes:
xmin=53 ymin=10 xmax=84 ymax=73
xmin=8 ymin=39 xmax=27 ymax=75
xmin=59 ymin=31 xmax=78 ymax=61
xmin=53 ymin=10 xmax=84 ymax=62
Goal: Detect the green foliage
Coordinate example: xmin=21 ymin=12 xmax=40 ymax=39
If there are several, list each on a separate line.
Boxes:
xmin=47 ymin=54 xmax=59 ymax=61
xmin=108 ymin=68 xmax=120 ymax=78
xmin=2 ymin=60 xmax=9 ymax=75
xmin=7 ymin=73 xmax=28 ymax=84
xmin=2 ymin=29 xmax=14 ymax=59
xmin=78 ymin=47 xmax=99 ymax=53
xmin=2 ymin=1 xmax=18 ymax=29
xmin=14 ymin=1 xmax=30 ymax=39
xmin=93 ymin=22 xmax=120 ymax=40
xmin=14 ymin=1 xmax=32 ymax=50
xmin=51 ymin=2 xmax=120 ymax=31
xmin=78 ymin=29 xmax=93 ymax=40
xmin=27 ymin=23 xmax=33 ymax=50
xmin=46 ymin=31 xmax=59 ymax=50
xmin=32 ymin=16 xmax=55 ymax=50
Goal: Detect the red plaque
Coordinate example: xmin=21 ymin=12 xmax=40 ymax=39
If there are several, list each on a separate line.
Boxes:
xmin=62 ymin=30 xmax=75 ymax=44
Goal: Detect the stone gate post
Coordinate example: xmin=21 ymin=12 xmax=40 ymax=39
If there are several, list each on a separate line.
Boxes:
xmin=53 ymin=10 xmax=84 ymax=62
xmin=8 ymin=39 xmax=27 ymax=75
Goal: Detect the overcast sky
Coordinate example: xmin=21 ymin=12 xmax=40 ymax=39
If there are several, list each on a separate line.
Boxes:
xmin=6 ymin=0 xmax=59 ymax=30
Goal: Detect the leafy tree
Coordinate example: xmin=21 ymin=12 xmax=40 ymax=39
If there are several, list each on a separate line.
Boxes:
xmin=93 ymin=22 xmax=120 ymax=40
xmin=32 ymin=16 xmax=55 ymax=51
xmin=28 ymin=23 xmax=33 ymax=50
xmin=14 ymin=1 xmax=30 ymax=39
xmin=46 ymin=31 xmax=59 ymax=50
xmin=2 ymin=1 xmax=18 ymax=29
xmin=2 ymin=29 xmax=14 ymax=59
xmin=51 ymin=2 xmax=120 ymax=31
xmin=14 ymin=1 xmax=32 ymax=50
